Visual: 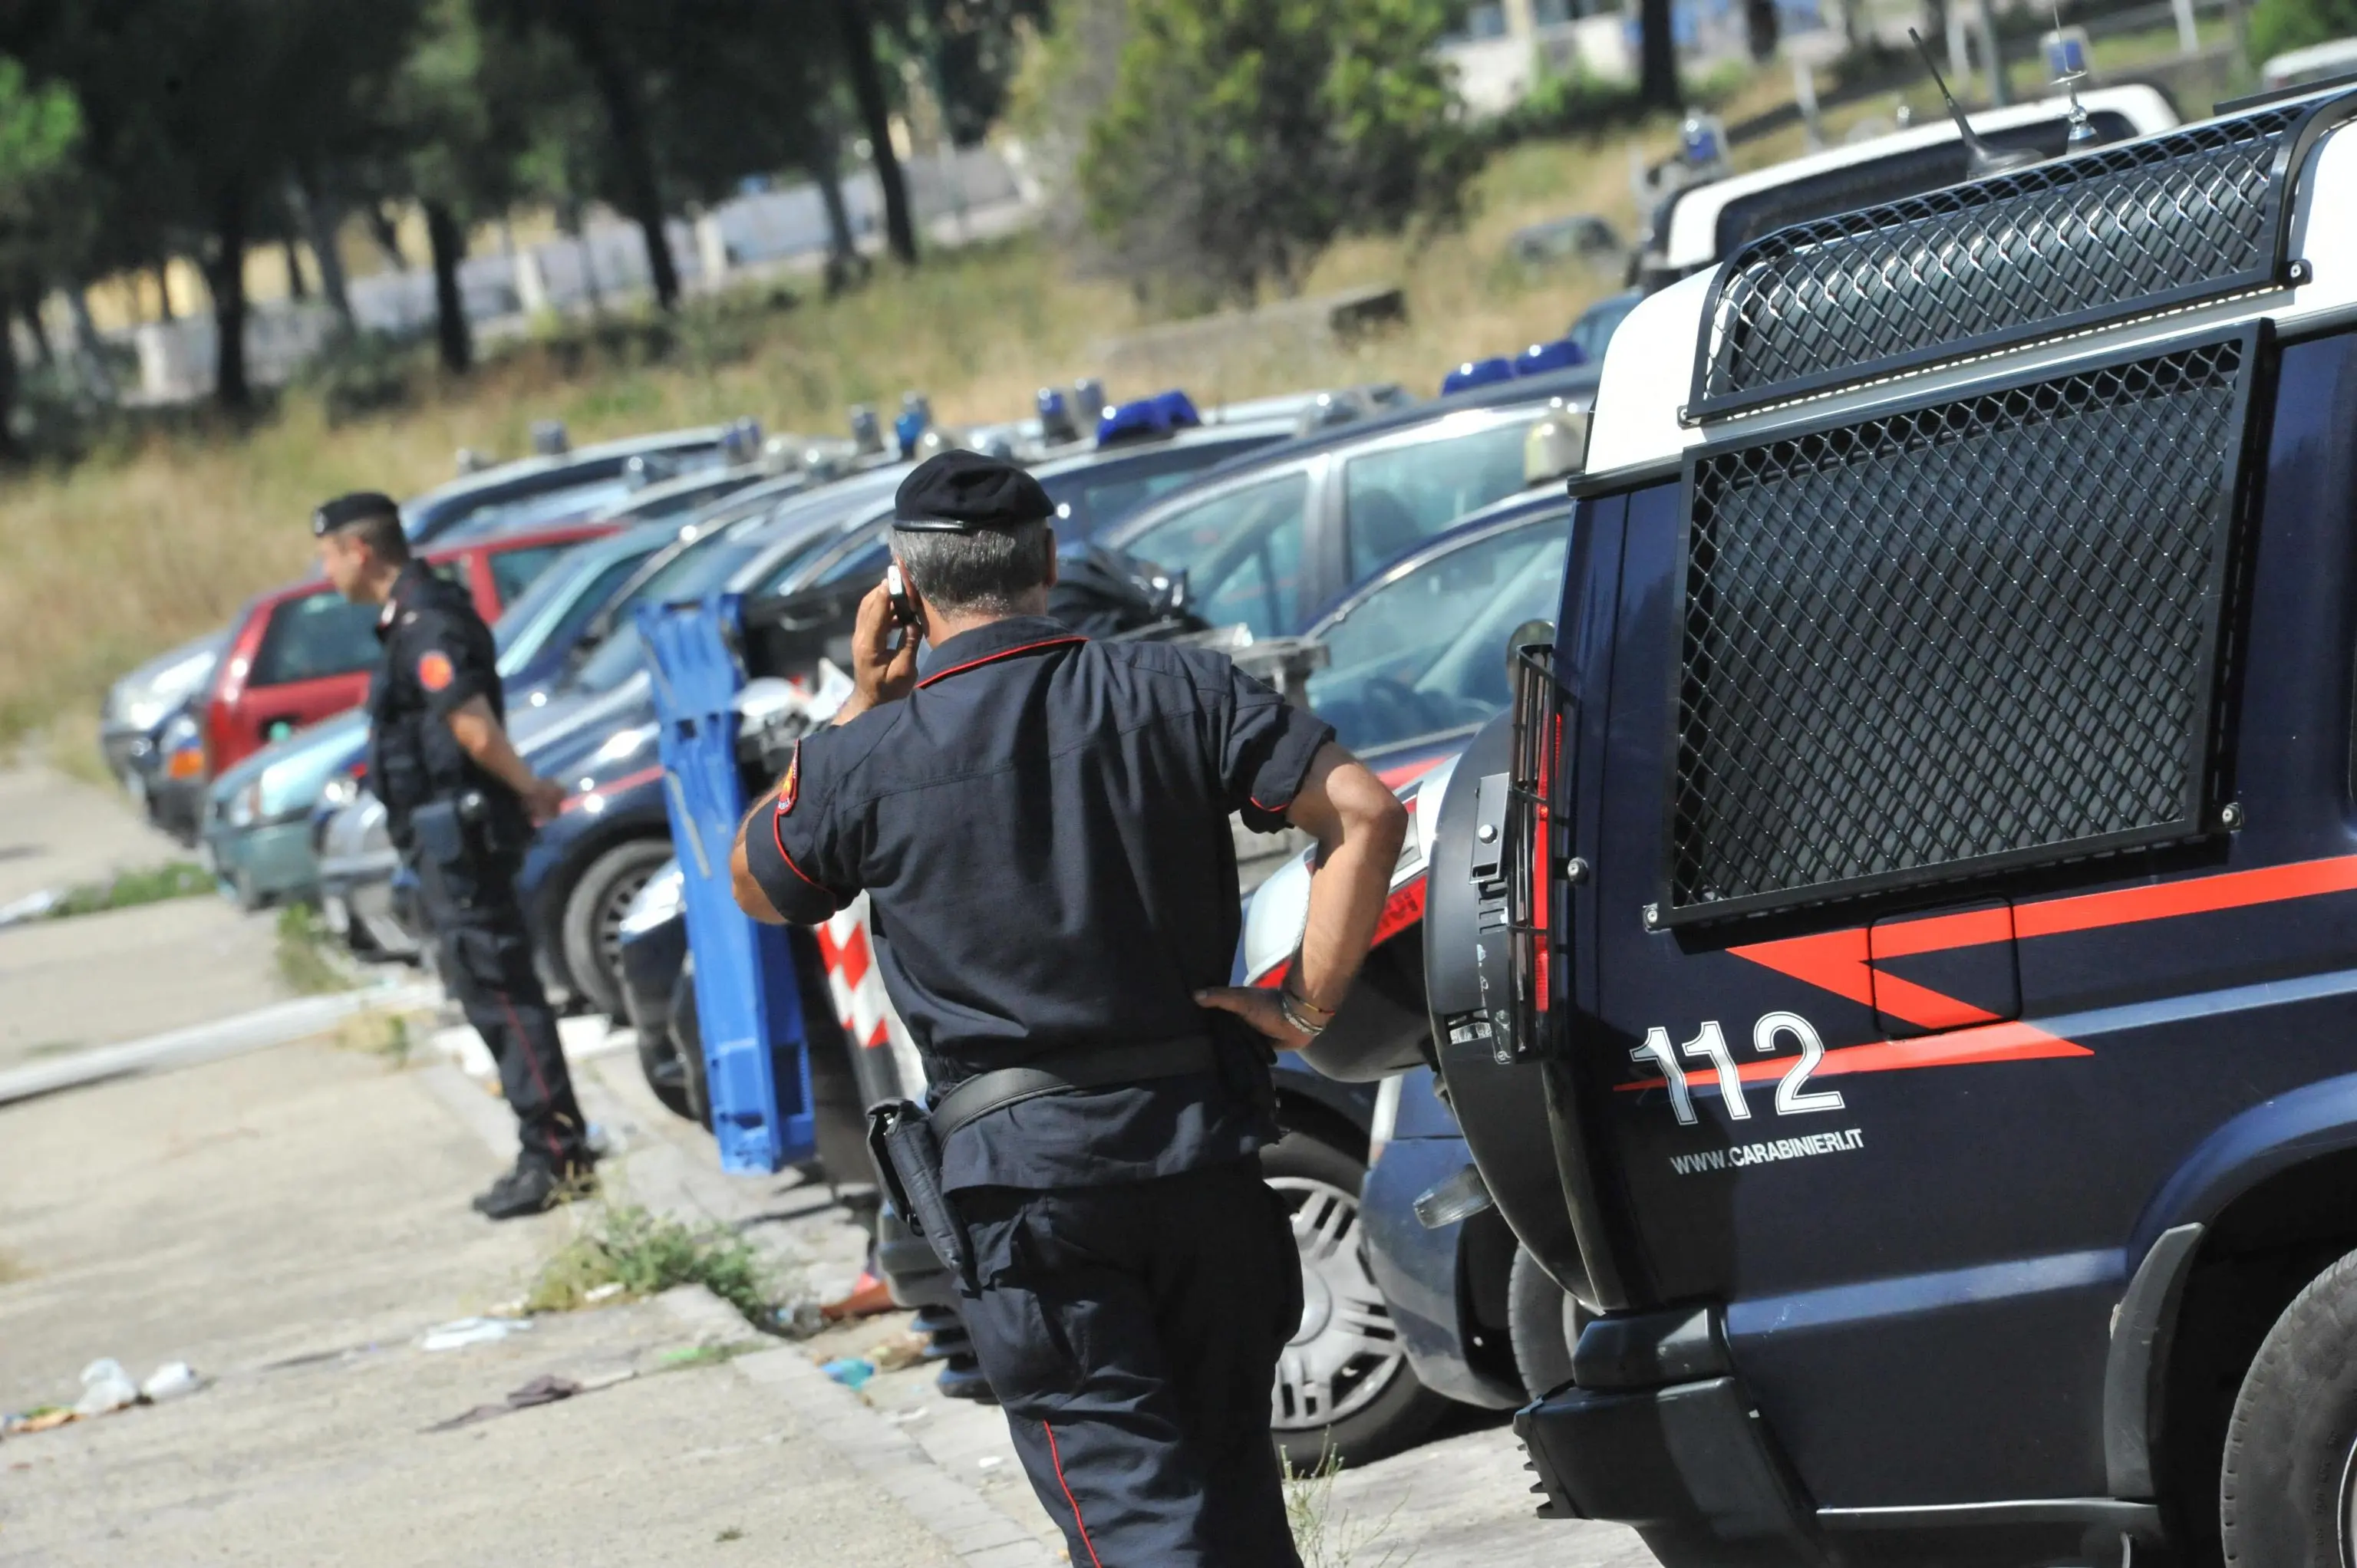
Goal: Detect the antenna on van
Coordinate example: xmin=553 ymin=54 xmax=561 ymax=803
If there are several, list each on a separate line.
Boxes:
xmin=2048 ymin=0 xmax=2099 ymax=146
xmin=1910 ymin=28 xmax=2044 ymax=177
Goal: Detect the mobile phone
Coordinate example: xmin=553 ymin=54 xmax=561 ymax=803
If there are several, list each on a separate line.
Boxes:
xmin=885 ymin=564 xmax=918 ymax=631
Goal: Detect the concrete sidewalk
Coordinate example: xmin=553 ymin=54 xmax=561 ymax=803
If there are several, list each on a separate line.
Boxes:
xmin=0 ymin=991 xmax=1654 ymax=1567
xmin=0 ymin=1037 xmax=998 ymax=1566
xmin=0 ymin=766 xmax=285 ymax=1072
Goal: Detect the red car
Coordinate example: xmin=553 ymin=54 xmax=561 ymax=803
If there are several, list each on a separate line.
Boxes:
xmin=202 ymin=520 xmax=615 ymax=776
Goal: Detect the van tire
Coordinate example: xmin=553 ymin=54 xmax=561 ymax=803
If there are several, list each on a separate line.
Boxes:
xmin=1260 ymin=1132 xmax=1451 ymax=1469
xmin=1508 ymin=1242 xmax=1587 ymax=1401
xmin=559 ymin=838 xmax=671 ymax=1020
xmin=2220 ymin=1245 xmax=2357 ymax=1565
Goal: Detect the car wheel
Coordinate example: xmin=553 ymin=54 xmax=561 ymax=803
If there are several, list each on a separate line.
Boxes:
xmin=671 ymin=956 xmax=710 ymax=1128
xmin=2222 ymin=1246 xmax=2357 ymax=1565
xmin=1508 ymin=1241 xmax=1588 ymax=1400
xmin=635 ymin=1026 xmax=694 ymax=1121
xmin=1261 ymin=1132 xmax=1452 ymax=1469
xmin=559 ymin=839 xmax=672 ymax=1020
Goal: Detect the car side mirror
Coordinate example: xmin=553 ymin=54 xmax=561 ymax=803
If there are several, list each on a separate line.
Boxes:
xmin=1505 ymin=618 xmax=1554 ymax=685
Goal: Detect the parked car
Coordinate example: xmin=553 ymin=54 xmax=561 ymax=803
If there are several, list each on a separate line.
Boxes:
xmin=200 ymin=516 xmax=618 ymax=781
xmin=1567 ymin=290 xmax=1642 ymax=366
xmin=97 ymin=628 xmax=228 ymax=843
xmin=1099 ymin=384 xmax=1592 ymax=644
xmin=203 ymin=708 xmax=371 ymax=911
xmin=399 ymin=423 xmax=744 ymax=545
xmin=315 ymin=466 xmax=895 ymax=977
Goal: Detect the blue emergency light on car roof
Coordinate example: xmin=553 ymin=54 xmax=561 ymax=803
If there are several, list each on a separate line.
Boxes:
xmin=1096 ymin=389 xmax=1202 ymax=446
xmin=1441 ymin=356 xmax=1517 ymax=396
xmin=1515 ymin=338 xmax=1586 ymax=375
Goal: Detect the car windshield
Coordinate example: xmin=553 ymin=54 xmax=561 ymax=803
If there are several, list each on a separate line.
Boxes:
xmin=1569 ymin=293 xmax=1640 ymax=364
xmin=434 ymin=477 xmax=635 ymax=542
xmin=1306 ymin=521 xmax=1568 ymax=757
xmin=1043 ymin=437 xmax=1271 ymax=539
xmin=1340 ymin=419 xmax=1533 ymax=581
xmin=495 ymin=539 xmax=664 ymax=674
xmin=249 ymin=592 xmax=380 ymax=687
xmin=569 ymin=532 xmax=766 ymax=693
xmin=249 ymin=560 xmax=466 ymax=687
xmin=1120 ymin=472 xmax=1312 ymax=638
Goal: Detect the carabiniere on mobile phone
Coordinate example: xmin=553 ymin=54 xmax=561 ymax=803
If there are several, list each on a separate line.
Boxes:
xmin=886 ymin=563 xmax=919 ymax=633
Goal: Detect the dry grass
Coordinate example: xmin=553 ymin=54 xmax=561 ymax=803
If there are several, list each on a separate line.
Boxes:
xmin=0 ymin=109 xmax=1742 ymax=746
xmin=0 ymin=1247 xmax=28 ymax=1286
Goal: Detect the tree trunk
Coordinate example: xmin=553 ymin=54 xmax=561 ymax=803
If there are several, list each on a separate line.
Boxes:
xmin=207 ymin=182 xmax=251 ymax=412
xmin=68 ymin=286 xmax=117 ymax=402
xmin=807 ymin=140 xmax=862 ymax=292
xmin=0 ymin=288 xmax=22 ymax=460
xmin=836 ymin=0 xmax=918 ymax=265
xmin=283 ymin=236 xmax=309 ymax=300
xmin=1640 ymin=0 xmax=1681 ymax=108
xmin=365 ymin=202 xmax=407 ymax=272
xmin=291 ymin=166 xmax=357 ymax=337
xmin=153 ymin=260 xmax=175 ymax=321
xmin=21 ymin=302 xmax=53 ymax=367
xmin=423 ymin=199 xmax=473 ymax=374
xmin=565 ymin=12 xmax=681 ymax=309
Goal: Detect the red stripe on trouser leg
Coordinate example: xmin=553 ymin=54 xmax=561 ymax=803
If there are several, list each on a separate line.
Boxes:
xmin=1043 ymin=1421 xmax=1104 ymax=1568
xmin=496 ymin=990 xmax=570 ymax=1169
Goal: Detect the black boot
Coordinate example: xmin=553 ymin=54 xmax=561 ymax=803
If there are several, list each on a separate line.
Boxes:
xmin=472 ymin=1158 xmax=595 ymax=1220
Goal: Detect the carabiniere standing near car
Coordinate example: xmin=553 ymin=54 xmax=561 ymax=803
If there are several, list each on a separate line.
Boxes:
xmin=312 ymin=492 xmax=595 ymax=1220
xmin=729 ymin=451 xmax=1409 ymax=1566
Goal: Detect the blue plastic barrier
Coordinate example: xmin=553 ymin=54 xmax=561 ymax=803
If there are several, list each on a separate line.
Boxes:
xmin=638 ymin=591 xmax=816 ymax=1174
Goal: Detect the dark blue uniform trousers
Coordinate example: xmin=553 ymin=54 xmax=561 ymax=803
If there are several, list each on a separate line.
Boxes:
xmin=414 ymin=847 xmax=590 ymax=1172
xmin=956 ymin=1158 xmax=1306 ymax=1567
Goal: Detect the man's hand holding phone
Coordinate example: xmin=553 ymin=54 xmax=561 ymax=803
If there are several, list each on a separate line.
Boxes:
xmin=835 ymin=568 xmax=924 ymax=725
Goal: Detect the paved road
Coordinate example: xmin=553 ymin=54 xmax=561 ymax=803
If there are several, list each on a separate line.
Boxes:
xmin=0 ymin=766 xmax=282 ymax=1072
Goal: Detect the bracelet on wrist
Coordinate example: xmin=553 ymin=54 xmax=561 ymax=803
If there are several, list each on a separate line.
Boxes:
xmin=1281 ymin=977 xmax=1337 ymax=1020
xmin=1278 ymin=990 xmax=1330 ymax=1037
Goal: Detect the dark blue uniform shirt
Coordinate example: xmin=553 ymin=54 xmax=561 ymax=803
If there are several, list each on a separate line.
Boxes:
xmin=367 ymin=562 xmax=521 ymax=849
xmin=743 ymin=614 xmax=1334 ymax=1191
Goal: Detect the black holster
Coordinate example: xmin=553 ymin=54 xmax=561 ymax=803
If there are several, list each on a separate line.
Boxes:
xmin=867 ymin=1102 xmax=974 ymax=1289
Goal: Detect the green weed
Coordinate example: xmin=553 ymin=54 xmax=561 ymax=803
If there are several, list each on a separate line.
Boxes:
xmin=275 ymin=903 xmax=356 ymax=995
xmin=45 ymin=860 xmax=211 ymax=919
xmin=526 ymin=1202 xmax=777 ymax=1326
xmin=1285 ymin=1448 xmax=1412 ymax=1568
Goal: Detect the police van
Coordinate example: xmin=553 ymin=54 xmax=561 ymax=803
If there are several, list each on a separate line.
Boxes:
xmin=1416 ymin=80 xmax=2357 ymax=1566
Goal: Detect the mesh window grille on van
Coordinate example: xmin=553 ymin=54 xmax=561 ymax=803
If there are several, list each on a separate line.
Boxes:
xmin=1689 ymin=93 xmax=2357 ymax=420
xmin=1662 ymin=329 xmax=2259 ymax=927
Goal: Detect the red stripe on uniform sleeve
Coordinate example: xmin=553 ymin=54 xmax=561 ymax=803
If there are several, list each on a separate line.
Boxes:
xmin=772 ymin=801 xmax=836 ymax=894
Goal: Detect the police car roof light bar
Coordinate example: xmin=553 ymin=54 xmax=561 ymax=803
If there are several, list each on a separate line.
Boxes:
xmin=1442 ymin=356 xmax=1518 ymax=397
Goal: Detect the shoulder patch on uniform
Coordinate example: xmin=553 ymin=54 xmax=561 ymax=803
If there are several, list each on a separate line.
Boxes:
xmin=417 ymin=651 xmax=455 ymax=692
xmin=776 ymin=740 xmax=801 ymax=815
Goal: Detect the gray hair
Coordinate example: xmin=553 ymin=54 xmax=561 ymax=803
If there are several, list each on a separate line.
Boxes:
xmin=893 ymin=519 xmax=1052 ymax=616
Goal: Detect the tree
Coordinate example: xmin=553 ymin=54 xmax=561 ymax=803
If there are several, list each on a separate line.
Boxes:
xmin=1640 ymin=0 xmax=1681 ymax=108
xmin=834 ymin=0 xmax=920 ymax=265
xmin=2 ymin=0 xmax=420 ymax=410
xmin=2250 ymin=0 xmax=2357 ymax=63
xmin=0 ymin=58 xmax=82 ymax=453
xmin=1078 ymin=0 xmax=1477 ymax=306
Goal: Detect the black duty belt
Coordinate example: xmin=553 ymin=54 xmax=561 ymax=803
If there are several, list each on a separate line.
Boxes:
xmin=928 ymin=1036 xmax=1220 ymax=1141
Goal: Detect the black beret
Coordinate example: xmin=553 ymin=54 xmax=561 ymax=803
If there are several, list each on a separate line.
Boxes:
xmin=893 ymin=450 xmax=1052 ymax=535
xmin=312 ymin=491 xmax=401 ymax=536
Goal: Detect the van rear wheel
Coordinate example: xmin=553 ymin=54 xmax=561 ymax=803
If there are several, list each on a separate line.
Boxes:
xmin=1508 ymin=1242 xmax=1588 ymax=1401
xmin=2221 ymin=1246 xmax=2357 ymax=1566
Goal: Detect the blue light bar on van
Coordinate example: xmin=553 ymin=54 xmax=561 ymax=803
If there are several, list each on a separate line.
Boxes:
xmin=1441 ymin=357 xmax=1517 ymax=396
xmin=1096 ymin=389 xmax=1202 ymax=446
xmin=1515 ymin=338 xmax=1586 ymax=375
